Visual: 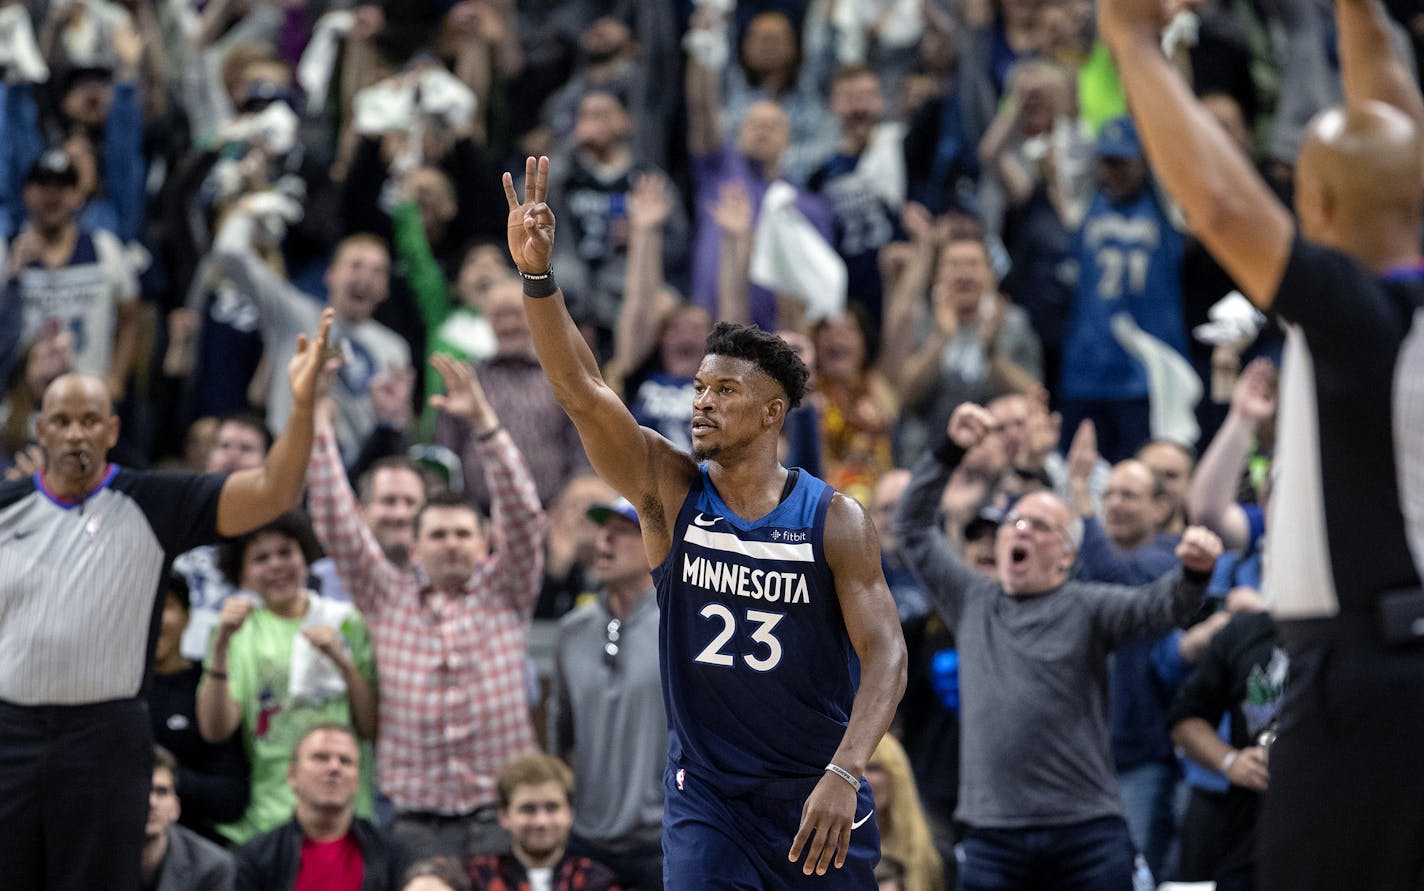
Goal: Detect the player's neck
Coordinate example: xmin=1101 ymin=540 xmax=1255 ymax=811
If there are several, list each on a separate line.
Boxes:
xmin=707 ymin=457 xmax=790 ymax=521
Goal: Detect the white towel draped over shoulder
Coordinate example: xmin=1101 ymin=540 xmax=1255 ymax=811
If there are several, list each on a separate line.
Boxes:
xmin=288 ymin=593 xmax=356 ymax=705
xmin=749 ymin=181 xmax=847 ymax=323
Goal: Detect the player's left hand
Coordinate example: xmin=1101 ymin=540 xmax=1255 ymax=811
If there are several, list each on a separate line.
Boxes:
xmin=788 ymin=771 xmax=858 ymax=875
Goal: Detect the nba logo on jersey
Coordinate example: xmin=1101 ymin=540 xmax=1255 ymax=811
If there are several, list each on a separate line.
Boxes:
xmin=676 ymin=768 xmax=686 ymax=791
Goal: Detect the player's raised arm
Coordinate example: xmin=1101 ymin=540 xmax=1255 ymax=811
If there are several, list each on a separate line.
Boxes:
xmin=1098 ymin=0 xmax=1293 ymax=311
xmin=503 ymin=156 xmax=693 ymax=527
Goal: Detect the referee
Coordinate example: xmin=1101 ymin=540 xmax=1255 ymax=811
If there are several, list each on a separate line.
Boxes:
xmin=1101 ymin=0 xmax=1424 ymax=887
xmin=0 ymin=310 xmax=334 ymax=891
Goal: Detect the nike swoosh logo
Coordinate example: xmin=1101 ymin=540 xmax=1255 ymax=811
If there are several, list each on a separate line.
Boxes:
xmin=12 ymin=529 xmax=31 ymax=540
xmin=693 ymin=514 xmax=723 ymax=527
xmin=852 ymin=809 xmax=874 ymax=830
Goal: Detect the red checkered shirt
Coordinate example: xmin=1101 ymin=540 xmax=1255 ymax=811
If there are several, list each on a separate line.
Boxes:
xmin=308 ymin=427 xmax=545 ymax=814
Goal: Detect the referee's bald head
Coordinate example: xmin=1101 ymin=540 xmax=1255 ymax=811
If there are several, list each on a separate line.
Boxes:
xmin=36 ymin=374 xmax=120 ymax=486
xmin=40 ymin=373 xmax=114 ymax=417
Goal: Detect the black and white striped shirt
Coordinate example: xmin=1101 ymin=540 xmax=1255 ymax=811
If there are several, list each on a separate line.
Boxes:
xmin=0 ymin=466 xmax=224 ymax=704
xmin=1266 ymin=238 xmax=1424 ymax=619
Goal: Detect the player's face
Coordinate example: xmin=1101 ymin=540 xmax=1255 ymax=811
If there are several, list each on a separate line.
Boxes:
xmin=36 ymin=375 xmax=119 ymax=484
xmin=287 ymin=729 xmax=360 ymax=811
xmin=995 ymin=493 xmax=1075 ymax=596
xmin=241 ymin=531 xmax=309 ymax=608
xmin=413 ymin=506 xmax=487 ymax=587
xmin=206 ymin=421 xmax=267 ymax=473
xmin=499 ymin=780 xmax=573 ymax=861
xmin=690 ymin=356 xmax=778 ymax=462
xmin=363 ymin=468 xmax=425 ymax=564
xmin=146 ymin=767 xmax=180 ymax=840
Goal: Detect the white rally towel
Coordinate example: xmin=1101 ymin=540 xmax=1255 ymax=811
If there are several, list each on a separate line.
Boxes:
xmin=288 ymin=593 xmax=357 ymax=705
xmin=1192 ymin=290 xmax=1267 ymax=347
xmin=749 ymin=181 xmax=847 ymax=322
xmin=297 ymin=11 xmax=353 ymax=115
xmin=854 ymin=121 xmax=906 ymax=210
xmin=1111 ymin=312 xmax=1202 ymax=447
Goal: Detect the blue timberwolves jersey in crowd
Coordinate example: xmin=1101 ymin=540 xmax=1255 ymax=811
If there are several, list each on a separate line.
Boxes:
xmin=653 ymin=466 xmax=858 ymax=796
xmin=1061 ymin=187 xmax=1187 ymax=401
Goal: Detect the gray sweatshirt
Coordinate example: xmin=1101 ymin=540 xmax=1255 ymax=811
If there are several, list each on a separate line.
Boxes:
xmin=893 ymin=444 xmax=1208 ymax=828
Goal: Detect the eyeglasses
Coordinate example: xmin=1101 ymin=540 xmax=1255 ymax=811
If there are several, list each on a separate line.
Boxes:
xmin=1003 ymin=509 xmax=1068 ymax=541
xmin=603 ymin=618 xmax=621 ymax=669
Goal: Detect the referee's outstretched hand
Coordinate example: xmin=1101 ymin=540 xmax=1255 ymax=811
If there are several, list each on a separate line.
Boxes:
xmin=788 ymin=771 xmax=857 ymax=876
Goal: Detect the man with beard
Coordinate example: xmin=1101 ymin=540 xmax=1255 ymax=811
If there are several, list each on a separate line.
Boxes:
xmin=308 ymin=355 xmax=545 ymax=861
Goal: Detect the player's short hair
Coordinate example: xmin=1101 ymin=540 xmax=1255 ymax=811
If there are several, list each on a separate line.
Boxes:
xmin=704 ymin=322 xmax=810 ymax=409
xmin=496 ymin=754 xmax=574 ymax=810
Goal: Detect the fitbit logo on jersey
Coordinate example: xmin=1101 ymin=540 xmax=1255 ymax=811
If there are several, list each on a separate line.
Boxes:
xmin=681 ymin=555 xmax=810 ymax=604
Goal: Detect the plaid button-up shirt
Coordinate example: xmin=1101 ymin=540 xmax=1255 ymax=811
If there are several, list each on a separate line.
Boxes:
xmin=308 ymin=427 xmax=545 ymax=814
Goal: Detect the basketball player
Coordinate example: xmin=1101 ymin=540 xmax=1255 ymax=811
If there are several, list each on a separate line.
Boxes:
xmin=502 ymin=156 xmax=907 ymax=888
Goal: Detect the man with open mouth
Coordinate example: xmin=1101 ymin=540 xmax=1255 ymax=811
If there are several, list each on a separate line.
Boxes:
xmin=895 ymin=401 xmax=1222 ymax=891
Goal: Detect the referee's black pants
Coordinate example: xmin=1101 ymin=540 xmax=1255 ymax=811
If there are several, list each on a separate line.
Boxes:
xmin=1259 ymin=620 xmax=1424 ymax=891
xmin=0 ymin=697 xmax=153 ymax=891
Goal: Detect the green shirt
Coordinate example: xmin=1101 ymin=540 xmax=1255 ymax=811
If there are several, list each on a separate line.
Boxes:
xmin=210 ymin=596 xmax=377 ymax=845
xmin=1078 ymin=42 xmax=1128 ymax=134
xmin=393 ymin=201 xmax=495 ymax=437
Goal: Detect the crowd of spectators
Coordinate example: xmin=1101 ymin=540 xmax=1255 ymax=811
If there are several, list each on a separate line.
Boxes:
xmin=1 ymin=0 xmax=1405 ymax=887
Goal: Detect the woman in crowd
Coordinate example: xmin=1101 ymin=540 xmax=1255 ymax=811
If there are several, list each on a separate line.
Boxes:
xmin=866 ymin=733 xmax=947 ymax=891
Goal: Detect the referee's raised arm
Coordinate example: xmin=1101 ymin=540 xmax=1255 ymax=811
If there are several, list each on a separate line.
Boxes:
xmin=214 ymin=308 xmax=333 ymax=537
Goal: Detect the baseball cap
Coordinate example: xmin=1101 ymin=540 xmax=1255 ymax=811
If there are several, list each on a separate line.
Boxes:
xmin=1096 ymin=116 xmax=1142 ymax=159
xmin=963 ymin=505 xmax=1004 ymax=541
xmin=587 ymin=497 xmax=639 ymax=527
xmin=26 ymin=149 xmax=79 ymax=186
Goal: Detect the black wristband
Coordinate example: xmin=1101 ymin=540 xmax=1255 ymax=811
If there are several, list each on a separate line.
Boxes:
xmin=520 ymin=267 xmax=557 ymax=298
xmin=475 ymin=425 xmax=502 ymax=442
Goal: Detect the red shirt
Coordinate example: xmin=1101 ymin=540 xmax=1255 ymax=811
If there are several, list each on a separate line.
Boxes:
xmin=294 ymin=832 xmax=365 ymax=891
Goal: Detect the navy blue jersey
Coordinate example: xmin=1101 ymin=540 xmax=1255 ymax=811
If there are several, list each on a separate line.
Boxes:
xmin=653 ymin=466 xmax=858 ymax=795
